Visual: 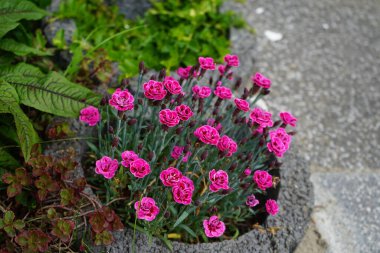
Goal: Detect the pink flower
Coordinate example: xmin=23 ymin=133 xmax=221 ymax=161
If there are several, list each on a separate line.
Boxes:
xmin=203 ymin=216 xmax=225 ymax=238
xmin=234 ymin=98 xmax=250 ymax=112
xmin=171 ymin=146 xmax=184 ymax=159
xmin=265 ymin=199 xmax=279 ymax=216
xmin=177 ymin=66 xmax=192 ymax=79
xmin=209 ymin=169 xmax=229 ymax=192
xmin=218 ymin=65 xmax=225 ymax=75
xmin=224 ymin=54 xmax=239 ymax=67
xmin=252 ymin=72 xmax=271 ymax=89
xmin=175 ymin=104 xmax=193 ymax=121
xmin=214 ymin=86 xmax=232 ymax=100
xmin=192 ymin=85 xmax=212 ymax=98
xmin=194 ymin=125 xmax=220 ymax=145
xmin=109 ymin=88 xmax=134 ymax=111
xmin=163 ymin=76 xmax=182 ymax=95
xmin=217 ymin=135 xmax=238 ymax=157
xmin=79 ymin=106 xmax=100 ymax=126
xmin=249 ymin=108 xmax=273 ymax=128
xmin=143 ymin=80 xmax=167 ymax=100
xmin=159 ymin=109 xmax=180 ymax=127
xmin=129 ymin=158 xmax=151 ymax=178
xmin=253 ymin=170 xmax=273 ymax=190
xmin=267 ymin=128 xmax=292 ymax=157
xmin=134 ymin=197 xmax=160 ymax=221
xmin=160 ymin=167 xmax=183 ymax=187
xmin=182 ymin=151 xmax=191 ymax=162
xmin=279 ymin=112 xmax=297 ymax=127
xmin=172 ymin=176 xmax=194 ymax=205
xmin=244 ymin=168 xmax=251 ymax=176
xmin=199 ymin=57 xmax=216 ymax=70
xmin=121 ymin=150 xmax=139 ymax=168
xmin=246 ymin=194 xmax=259 ymax=207
xmin=95 ymin=156 xmax=119 ymax=179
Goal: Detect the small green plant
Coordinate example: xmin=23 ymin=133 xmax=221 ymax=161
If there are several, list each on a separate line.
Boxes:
xmin=0 ymin=0 xmax=101 ymax=162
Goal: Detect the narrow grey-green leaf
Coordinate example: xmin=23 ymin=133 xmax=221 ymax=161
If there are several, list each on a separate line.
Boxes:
xmin=0 ymin=38 xmax=52 ymax=56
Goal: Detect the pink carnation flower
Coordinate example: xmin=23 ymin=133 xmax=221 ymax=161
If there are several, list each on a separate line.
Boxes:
xmin=253 ymin=170 xmax=273 ymax=191
xmin=129 ymin=158 xmax=151 ymax=178
xmin=214 ymin=86 xmax=232 ymax=100
xmin=194 ymin=125 xmax=220 ymax=145
xmin=198 ymin=57 xmax=216 ymax=70
xmin=109 ymin=88 xmax=134 ymax=111
xmin=217 ymin=135 xmax=238 ymax=157
xmin=160 ymin=167 xmax=183 ymax=187
xmin=95 ymin=156 xmax=119 ymax=179
xmin=203 ymin=216 xmax=225 ymax=238
xmin=172 ymin=176 xmax=194 ymax=205
xmin=218 ymin=65 xmax=226 ymax=75
xmin=252 ymin=72 xmax=271 ymax=89
xmin=234 ymin=98 xmax=250 ymax=112
xmin=246 ymin=194 xmax=259 ymax=207
xmin=159 ymin=109 xmax=180 ymax=127
xmin=267 ymin=128 xmax=292 ymax=157
xmin=177 ymin=66 xmax=192 ymax=79
xmin=80 ymin=106 xmax=100 ymax=126
xmin=244 ymin=168 xmax=251 ymax=176
xmin=192 ymin=85 xmax=212 ymax=98
xmin=249 ymin=108 xmax=274 ymax=128
xmin=134 ymin=197 xmax=160 ymax=221
xmin=279 ymin=112 xmax=297 ymax=127
xmin=163 ymin=76 xmax=182 ymax=95
xmin=121 ymin=150 xmax=139 ymax=168
xmin=209 ymin=169 xmax=229 ymax=192
xmin=171 ymin=146 xmax=184 ymax=159
xmin=265 ymin=199 xmax=279 ymax=216
xmin=175 ymin=104 xmax=193 ymax=121
xmin=224 ymin=54 xmax=239 ymax=67
xmin=182 ymin=151 xmax=191 ymax=162
xmin=143 ymin=80 xmax=167 ymax=100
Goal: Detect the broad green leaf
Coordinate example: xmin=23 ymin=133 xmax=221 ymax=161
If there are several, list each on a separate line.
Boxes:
xmin=0 ymin=148 xmax=20 ymax=169
xmin=0 ymin=80 xmax=39 ymax=161
xmin=0 ymin=0 xmax=48 ymax=23
xmin=0 ymin=22 xmax=19 ymax=38
xmin=0 ymin=63 xmax=101 ymax=117
xmin=0 ymin=38 xmax=52 ymax=56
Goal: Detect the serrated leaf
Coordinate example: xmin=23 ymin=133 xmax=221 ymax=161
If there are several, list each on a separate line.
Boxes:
xmin=13 ymin=219 xmax=25 ymax=230
xmin=0 ymin=22 xmax=19 ymax=38
xmin=0 ymin=63 xmax=101 ymax=117
xmin=0 ymin=38 xmax=52 ymax=56
xmin=4 ymin=225 xmax=16 ymax=237
xmin=0 ymin=80 xmax=39 ymax=161
xmin=0 ymin=0 xmax=48 ymax=23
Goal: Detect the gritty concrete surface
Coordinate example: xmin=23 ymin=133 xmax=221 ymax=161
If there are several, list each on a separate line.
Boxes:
xmin=225 ymin=0 xmax=380 ymax=252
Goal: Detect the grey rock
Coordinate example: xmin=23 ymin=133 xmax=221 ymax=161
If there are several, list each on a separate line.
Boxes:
xmin=106 ymin=0 xmax=151 ymax=20
xmin=94 ymin=149 xmax=313 ymax=252
xmin=44 ymin=19 xmax=77 ymax=46
xmin=311 ymin=172 xmax=380 ymax=253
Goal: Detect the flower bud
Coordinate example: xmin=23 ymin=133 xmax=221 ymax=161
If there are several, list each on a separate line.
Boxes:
xmin=150 ymin=74 xmax=157 ymax=81
xmin=246 ymin=153 xmax=253 ymax=162
xmin=121 ymin=78 xmax=129 ymax=88
xmin=138 ymin=98 xmax=143 ymax=105
xmin=240 ymin=182 xmax=250 ymax=190
xmin=100 ymin=97 xmax=107 ymax=106
xmin=242 ymin=88 xmax=249 ymax=99
xmin=164 ymin=211 xmax=170 ymax=218
xmin=200 ymin=150 xmax=208 ymax=161
xmin=288 ymin=131 xmax=297 ymax=136
xmin=189 ymin=120 xmax=196 ymax=128
xmin=139 ymin=61 xmax=145 ymax=73
xmin=158 ymin=68 xmax=166 ymax=81
xmin=215 ymin=98 xmax=222 ymax=107
xmin=250 ymin=85 xmax=260 ymax=96
xmin=108 ymin=126 xmax=114 ymax=134
xmin=138 ymin=143 xmax=143 ymax=152
xmin=176 ymin=126 xmax=184 ymax=135
xmin=162 ymin=125 xmax=169 ymax=131
xmin=260 ymin=89 xmax=270 ymax=96
xmin=161 ymin=104 xmax=167 ymax=110
xmin=209 ymin=76 xmax=213 ymax=85
xmin=112 ymin=137 xmax=119 ymax=147
xmin=209 ymin=206 xmax=218 ymax=213
xmin=194 ymin=200 xmax=201 ymax=206
xmin=128 ymin=118 xmax=137 ymax=126
xmin=212 ymin=108 xmax=219 ymax=116
xmin=273 ymin=120 xmax=281 ymax=128
xmin=234 ymin=77 xmax=242 ymax=90
xmin=229 ymin=162 xmax=238 ymax=172
xmin=148 ymin=151 xmax=154 ymax=161
xmin=134 ymin=104 xmax=139 ymax=110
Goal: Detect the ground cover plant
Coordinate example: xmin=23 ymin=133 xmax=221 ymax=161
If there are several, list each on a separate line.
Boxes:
xmin=82 ymin=54 xmax=297 ymax=247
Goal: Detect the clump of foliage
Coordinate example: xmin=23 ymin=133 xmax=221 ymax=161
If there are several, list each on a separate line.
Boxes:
xmin=53 ymin=0 xmax=247 ymax=79
xmin=0 ymin=151 xmax=124 ymax=251
xmin=0 ymin=0 xmax=101 ymax=163
xmin=81 ymin=55 xmax=297 ymax=247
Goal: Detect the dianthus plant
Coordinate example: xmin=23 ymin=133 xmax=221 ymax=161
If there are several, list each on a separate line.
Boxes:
xmin=81 ymin=54 xmax=297 ymax=243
